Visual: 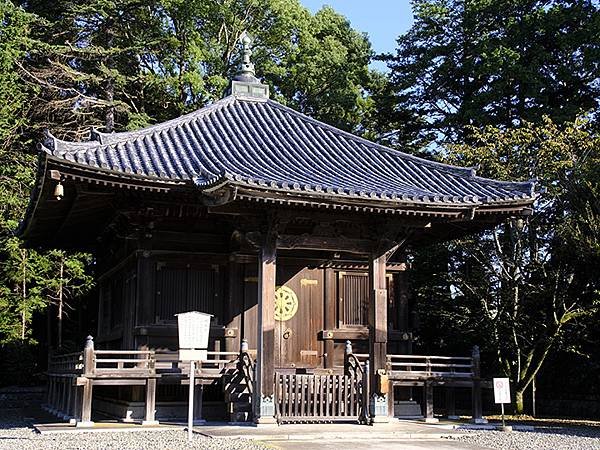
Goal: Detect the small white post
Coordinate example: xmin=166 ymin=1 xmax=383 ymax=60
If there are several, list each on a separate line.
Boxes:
xmin=188 ymin=360 xmax=195 ymax=441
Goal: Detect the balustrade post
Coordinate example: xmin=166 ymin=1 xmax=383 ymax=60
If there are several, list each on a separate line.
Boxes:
xmin=344 ymin=340 xmax=353 ymax=376
xmin=143 ymin=351 xmax=158 ymax=426
xmin=360 ymin=359 xmax=371 ymax=424
xmin=77 ymin=336 xmax=94 ymax=427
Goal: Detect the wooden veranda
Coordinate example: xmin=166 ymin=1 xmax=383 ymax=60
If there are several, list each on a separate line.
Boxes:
xmin=45 ymin=335 xmax=484 ymax=426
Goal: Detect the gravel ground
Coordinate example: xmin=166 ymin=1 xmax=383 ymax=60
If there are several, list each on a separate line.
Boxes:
xmin=453 ymin=427 xmax=600 ymax=450
xmin=0 ymin=410 xmax=271 ymax=450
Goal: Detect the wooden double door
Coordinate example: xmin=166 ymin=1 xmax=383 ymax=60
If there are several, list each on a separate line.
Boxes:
xmin=274 ymin=266 xmax=324 ymax=369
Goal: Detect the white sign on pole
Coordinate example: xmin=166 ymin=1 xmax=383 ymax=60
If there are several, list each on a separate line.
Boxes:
xmin=176 ymin=311 xmax=212 ymax=350
xmin=493 ymin=378 xmax=511 ymax=404
xmin=175 ymin=311 xmax=212 ymax=442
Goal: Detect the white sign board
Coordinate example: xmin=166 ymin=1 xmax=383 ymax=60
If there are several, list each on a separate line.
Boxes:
xmin=176 ymin=311 xmax=212 ymax=349
xmin=493 ymin=378 xmax=511 ymax=404
xmin=179 ymin=349 xmax=207 ymax=361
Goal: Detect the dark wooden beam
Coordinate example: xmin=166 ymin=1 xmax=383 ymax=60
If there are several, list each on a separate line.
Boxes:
xmin=278 ymin=234 xmax=374 ymax=254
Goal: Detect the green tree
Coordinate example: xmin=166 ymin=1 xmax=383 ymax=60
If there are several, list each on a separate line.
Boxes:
xmin=380 ymin=0 xmax=600 ymax=145
xmin=41 ymin=251 xmax=94 ymax=349
xmin=441 ymin=117 xmax=600 ymax=413
xmin=0 ymin=2 xmax=95 ymax=348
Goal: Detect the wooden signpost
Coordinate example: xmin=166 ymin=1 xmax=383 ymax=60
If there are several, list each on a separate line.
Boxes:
xmin=176 ymin=311 xmax=212 ymax=441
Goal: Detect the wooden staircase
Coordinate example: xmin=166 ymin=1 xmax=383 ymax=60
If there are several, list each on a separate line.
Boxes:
xmin=223 ymin=346 xmax=255 ymax=423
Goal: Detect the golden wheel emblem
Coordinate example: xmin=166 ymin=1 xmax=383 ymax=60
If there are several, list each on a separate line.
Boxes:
xmin=274 ymin=286 xmax=298 ymax=321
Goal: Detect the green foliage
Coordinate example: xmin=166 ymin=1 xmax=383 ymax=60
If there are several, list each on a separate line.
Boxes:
xmin=0 ymin=0 xmax=31 ymax=149
xmin=380 ymin=0 xmax=600 ymax=145
xmin=414 ymin=117 xmax=600 ymax=412
xmin=19 ymin=0 xmax=376 ymax=134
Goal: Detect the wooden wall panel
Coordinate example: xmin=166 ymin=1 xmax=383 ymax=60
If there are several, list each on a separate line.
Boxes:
xmin=339 ymin=273 xmax=369 ymax=327
xmin=154 ymin=263 xmax=224 ymax=322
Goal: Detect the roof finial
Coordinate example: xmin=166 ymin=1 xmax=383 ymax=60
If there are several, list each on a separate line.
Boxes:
xmin=229 ymin=31 xmax=269 ymax=99
xmin=234 ymin=31 xmax=258 ymax=82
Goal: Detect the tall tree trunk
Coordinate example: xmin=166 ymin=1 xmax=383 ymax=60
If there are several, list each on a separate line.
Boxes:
xmin=105 ymin=28 xmax=115 ymax=132
xmin=514 ymin=389 xmax=525 ymax=414
xmin=106 ymin=77 xmax=115 ymax=132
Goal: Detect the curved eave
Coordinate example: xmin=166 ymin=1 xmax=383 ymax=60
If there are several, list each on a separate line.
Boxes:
xmin=43 ymin=154 xmax=191 ymax=190
xmin=198 ymin=176 xmax=537 ymax=218
xmin=18 ymin=154 xmax=195 ymax=245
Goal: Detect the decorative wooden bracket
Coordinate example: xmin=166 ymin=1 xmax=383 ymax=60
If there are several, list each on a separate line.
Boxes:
xmin=203 ymin=185 xmax=237 ymax=206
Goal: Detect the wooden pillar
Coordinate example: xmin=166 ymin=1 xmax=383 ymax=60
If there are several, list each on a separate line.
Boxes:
xmin=255 ymin=237 xmax=276 ymax=423
xmin=72 ymin=384 xmax=82 ymax=423
xmin=471 ymin=345 xmax=486 ymax=423
xmin=64 ymin=379 xmax=72 ymax=420
xmin=142 ymin=378 xmax=158 ymax=425
xmin=77 ymin=336 xmax=95 ymax=427
xmin=50 ymin=378 xmax=58 ymax=413
xmin=368 ymin=252 xmax=389 ymax=422
xmin=423 ymin=380 xmax=437 ymax=422
xmin=446 ymin=387 xmax=459 ymax=419
xmin=323 ymin=268 xmax=336 ymax=369
xmin=58 ymin=379 xmax=65 ymax=416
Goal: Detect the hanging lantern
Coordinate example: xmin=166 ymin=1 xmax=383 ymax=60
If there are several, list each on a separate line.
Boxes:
xmin=54 ymin=181 xmax=64 ymax=200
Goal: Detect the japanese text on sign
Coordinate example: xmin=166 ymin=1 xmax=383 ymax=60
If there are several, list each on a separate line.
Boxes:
xmin=176 ymin=311 xmax=212 ymax=349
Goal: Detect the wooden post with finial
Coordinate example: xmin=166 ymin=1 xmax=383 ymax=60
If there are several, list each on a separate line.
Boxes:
xmin=77 ymin=336 xmax=95 ymax=427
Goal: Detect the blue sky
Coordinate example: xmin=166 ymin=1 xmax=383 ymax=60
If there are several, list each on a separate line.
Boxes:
xmin=300 ymin=0 xmax=414 ymax=71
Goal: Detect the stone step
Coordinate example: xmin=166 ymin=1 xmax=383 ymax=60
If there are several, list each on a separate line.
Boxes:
xmin=394 ymin=400 xmax=423 ymax=418
xmin=229 ymin=411 xmax=251 ymax=423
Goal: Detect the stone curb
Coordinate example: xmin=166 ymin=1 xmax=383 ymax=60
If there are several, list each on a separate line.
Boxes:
xmin=437 ymin=423 xmax=535 ymax=432
xmin=34 ymin=424 xmax=181 ymax=434
xmin=193 ymin=430 xmax=459 ymax=441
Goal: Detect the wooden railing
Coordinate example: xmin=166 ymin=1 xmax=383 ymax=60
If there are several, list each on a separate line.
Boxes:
xmin=48 ymin=352 xmax=83 ymax=375
xmin=387 ymin=354 xmax=474 ymax=379
xmin=92 ymin=350 xmax=155 ymax=376
xmin=154 ymin=350 xmax=239 ymax=376
xmin=238 ymin=340 xmax=255 ymax=396
xmin=45 ymin=336 xmax=258 ymax=426
xmin=275 ymin=373 xmax=363 ymax=423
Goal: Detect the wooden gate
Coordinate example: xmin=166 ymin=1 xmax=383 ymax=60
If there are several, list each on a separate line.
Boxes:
xmin=274 ymin=373 xmax=364 ymax=423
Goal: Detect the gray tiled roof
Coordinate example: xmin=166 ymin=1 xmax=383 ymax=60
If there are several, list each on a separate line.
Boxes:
xmin=40 ymin=94 xmax=536 ymax=207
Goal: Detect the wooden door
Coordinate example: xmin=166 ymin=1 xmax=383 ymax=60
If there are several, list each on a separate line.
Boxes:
xmin=275 ymin=267 xmax=324 ymax=369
